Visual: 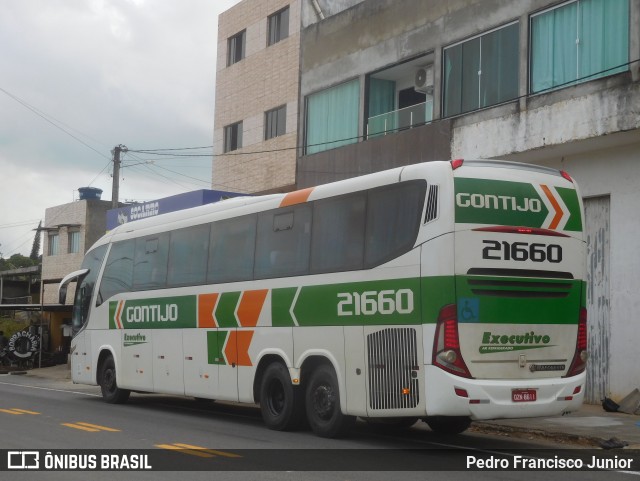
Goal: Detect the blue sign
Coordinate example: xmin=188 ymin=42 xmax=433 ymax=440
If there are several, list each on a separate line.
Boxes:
xmin=106 ymin=190 xmax=244 ymax=230
xmin=457 ymin=298 xmax=480 ymax=323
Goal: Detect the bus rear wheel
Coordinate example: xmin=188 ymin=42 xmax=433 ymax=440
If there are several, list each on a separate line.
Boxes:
xmin=259 ymin=362 xmax=305 ymax=431
xmin=424 ymin=416 xmax=471 ymax=434
xmin=99 ymin=356 xmax=130 ymax=404
xmin=305 ymin=364 xmax=355 ymax=438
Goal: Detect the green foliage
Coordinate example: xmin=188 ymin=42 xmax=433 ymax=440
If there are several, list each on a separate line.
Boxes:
xmin=0 ymin=318 xmax=28 ymax=339
xmin=0 ymin=254 xmax=38 ymax=272
xmin=30 ymin=221 xmax=42 ymax=261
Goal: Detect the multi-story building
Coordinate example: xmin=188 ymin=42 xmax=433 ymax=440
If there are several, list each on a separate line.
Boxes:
xmin=41 ymin=189 xmax=111 ymax=304
xmin=213 ymin=0 xmax=301 ymax=194
xmin=216 ymin=0 xmax=640 ymax=403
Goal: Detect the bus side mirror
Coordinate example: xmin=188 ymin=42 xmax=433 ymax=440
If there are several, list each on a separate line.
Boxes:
xmin=58 ymin=269 xmax=89 ymax=304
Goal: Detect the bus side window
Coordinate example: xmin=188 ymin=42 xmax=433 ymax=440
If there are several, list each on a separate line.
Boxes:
xmin=208 ymin=215 xmax=257 ymax=283
xmin=310 ymin=192 xmax=365 ymax=274
xmin=98 ymin=240 xmax=135 ymax=303
xmin=133 ymin=233 xmax=169 ymax=290
xmin=168 ymin=224 xmax=210 ymax=287
xmin=255 ymin=204 xmax=312 ymax=279
xmin=364 ymin=181 xmax=426 ymax=268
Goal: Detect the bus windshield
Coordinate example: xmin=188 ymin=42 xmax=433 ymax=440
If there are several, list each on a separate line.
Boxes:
xmin=72 ymin=245 xmax=107 ymax=332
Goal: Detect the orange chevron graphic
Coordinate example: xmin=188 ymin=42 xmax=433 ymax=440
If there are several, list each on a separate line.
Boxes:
xmin=237 ymin=290 xmax=268 ymax=327
xmin=115 ymin=301 xmax=125 ymax=329
xmin=198 ymin=293 xmax=219 ymax=328
xmin=280 ymin=187 xmax=314 ymax=207
xmin=224 ymin=330 xmax=254 ymax=366
xmin=541 ymin=184 xmax=563 ymax=230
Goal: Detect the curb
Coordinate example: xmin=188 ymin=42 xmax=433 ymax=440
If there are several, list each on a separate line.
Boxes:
xmin=470 ymin=421 xmax=606 ymax=448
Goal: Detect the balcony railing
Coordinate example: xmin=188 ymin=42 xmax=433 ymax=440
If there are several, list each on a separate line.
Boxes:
xmin=367 ymin=100 xmax=433 ymax=139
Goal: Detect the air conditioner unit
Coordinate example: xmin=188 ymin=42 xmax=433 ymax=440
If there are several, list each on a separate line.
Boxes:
xmin=415 ymin=66 xmax=434 ymax=94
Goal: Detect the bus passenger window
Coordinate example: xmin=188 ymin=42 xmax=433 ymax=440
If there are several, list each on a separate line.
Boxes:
xmin=310 ymin=192 xmax=365 ymax=274
xmin=133 ymin=233 xmax=169 ymax=290
xmin=168 ymin=224 xmax=210 ymax=286
xmin=255 ymin=204 xmax=311 ymax=279
xmin=99 ymin=240 xmax=134 ymax=302
xmin=208 ymin=215 xmax=257 ymax=283
xmin=364 ymin=181 xmax=426 ymax=268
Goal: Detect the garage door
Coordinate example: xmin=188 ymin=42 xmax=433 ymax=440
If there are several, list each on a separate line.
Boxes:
xmin=584 ymin=195 xmax=611 ymax=404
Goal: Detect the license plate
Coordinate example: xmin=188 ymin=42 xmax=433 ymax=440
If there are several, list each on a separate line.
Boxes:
xmin=512 ymin=389 xmax=537 ymax=403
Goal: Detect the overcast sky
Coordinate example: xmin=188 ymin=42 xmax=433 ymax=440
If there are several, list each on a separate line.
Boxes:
xmin=0 ymin=0 xmax=241 ymax=259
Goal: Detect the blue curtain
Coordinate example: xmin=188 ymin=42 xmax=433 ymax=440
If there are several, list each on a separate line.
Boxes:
xmin=306 ymin=80 xmax=360 ymax=155
xmin=531 ymin=2 xmax=578 ymax=93
xmin=579 ymin=0 xmax=629 ymax=80
xmin=480 ymin=23 xmax=519 ymax=108
xmin=531 ymin=0 xmax=628 ymax=93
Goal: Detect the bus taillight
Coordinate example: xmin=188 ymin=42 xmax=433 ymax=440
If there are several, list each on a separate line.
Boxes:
xmin=451 ymin=159 xmax=464 ymax=170
xmin=565 ymin=308 xmax=588 ymax=377
xmin=560 ymin=170 xmax=574 ymax=183
xmin=433 ymin=304 xmax=473 ymax=379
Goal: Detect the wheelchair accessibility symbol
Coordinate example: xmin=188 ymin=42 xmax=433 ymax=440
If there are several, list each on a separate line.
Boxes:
xmin=458 ymin=298 xmax=479 ymax=323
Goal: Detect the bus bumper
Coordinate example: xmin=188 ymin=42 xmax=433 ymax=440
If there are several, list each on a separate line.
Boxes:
xmin=424 ymin=365 xmax=586 ymax=420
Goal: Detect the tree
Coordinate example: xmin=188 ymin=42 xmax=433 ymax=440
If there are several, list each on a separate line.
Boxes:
xmin=0 ymin=254 xmax=37 ymax=271
xmin=30 ymin=221 xmax=42 ymax=261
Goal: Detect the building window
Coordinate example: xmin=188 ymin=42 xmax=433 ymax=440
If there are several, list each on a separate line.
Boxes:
xmin=443 ymin=22 xmax=519 ymax=117
xmin=268 ymin=7 xmax=289 ymax=46
xmin=224 ymin=121 xmax=243 ymax=153
xmin=305 ymin=79 xmax=360 ymax=155
xmin=265 ymin=105 xmax=287 ymax=140
xmin=68 ymin=231 xmax=80 ymax=254
xmin=48 ymin=233 xmax=59 ymax=256
xmin=530 ymin=0 xmax=629 ymax=93
xmin=227 ymin=30 xmax=246 ymax=66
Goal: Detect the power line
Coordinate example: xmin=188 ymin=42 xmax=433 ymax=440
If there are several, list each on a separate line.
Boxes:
xmin=0 ymin=85 xmax=112 ymax=162
xmin=0 ymin=219 xmax=42 ymax=230
xmin=132 ymin=57 xmax=640 ymax=163
xmin=129 ymin=145 xmax=214 ymax=152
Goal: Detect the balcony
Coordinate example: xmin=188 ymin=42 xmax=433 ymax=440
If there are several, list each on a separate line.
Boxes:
xmin=367 ymin=100 xmax=433 ymax=139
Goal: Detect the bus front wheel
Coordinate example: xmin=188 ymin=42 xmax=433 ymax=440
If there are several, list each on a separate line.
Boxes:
xmin=305 ymin=364 xmax=355 ymax=438
xmin=259 ymin=362 xmax=305 ymax=431
xmin=99 ymin=356 xmax=130 ymax=404
xmin=424 ymin=416 xmax=471 ymax=435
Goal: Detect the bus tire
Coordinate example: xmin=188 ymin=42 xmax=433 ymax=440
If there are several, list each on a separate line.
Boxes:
xmin=259 ymin=362 xmax=305 ymax=431
xmin=99 ymin=356 xmax=130 ymax=404
xmin=305 ymin=364 xmax=355 ymax=438
xmin=424 ymin=416 xmax=471 ymax=435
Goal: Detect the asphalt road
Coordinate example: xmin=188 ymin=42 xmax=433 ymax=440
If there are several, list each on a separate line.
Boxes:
xmin=0 ymin=373 xmax=637 ymax=481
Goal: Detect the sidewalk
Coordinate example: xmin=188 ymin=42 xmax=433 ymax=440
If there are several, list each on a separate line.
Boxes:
xmin=22 ymin=365 xmax=640 ymax=449
xmin=472 ymin=403 xmax=640 ymax=449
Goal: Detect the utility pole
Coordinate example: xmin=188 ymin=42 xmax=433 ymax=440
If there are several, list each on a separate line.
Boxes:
xmin=111 ymin=144 xmax=127 ymax=208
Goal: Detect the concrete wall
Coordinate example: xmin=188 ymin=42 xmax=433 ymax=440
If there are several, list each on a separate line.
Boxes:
xmin=213 ymin=0 xmax=301 ymax=194
xmin=301 ymin=0 xmax=364 ymax=27
xmin=297 ymin=118 xmax=452 ymax=187
xmin=500 ymin=141 xmax=640 ymax=400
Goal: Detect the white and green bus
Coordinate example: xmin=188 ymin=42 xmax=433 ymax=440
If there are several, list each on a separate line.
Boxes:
xmin=60 ymin=159 xmax=587 ymax=438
